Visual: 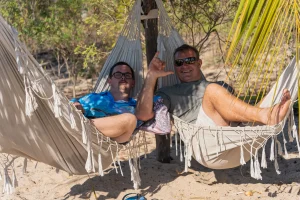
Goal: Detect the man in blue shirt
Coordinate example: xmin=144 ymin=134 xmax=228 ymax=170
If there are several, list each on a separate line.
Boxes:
xmin=71 ymin=62 xmax=137 ymax=143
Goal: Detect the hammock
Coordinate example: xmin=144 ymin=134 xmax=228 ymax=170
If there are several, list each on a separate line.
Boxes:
xmin=0 ymin=4 xmax=146 ymax=195
xmin=173 ymin=57 xmax=299 ymax=180
xmin=0 ymin=16 xmax=147 ymax=193
xmin=0 ymin=0 xmax=184 ymax=194
xmin=170 ymin=0 xmax=300 ymax=181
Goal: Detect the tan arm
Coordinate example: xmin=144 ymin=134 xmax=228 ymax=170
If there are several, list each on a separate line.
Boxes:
xmin=136 ymin=52 xmax=173 ymax=121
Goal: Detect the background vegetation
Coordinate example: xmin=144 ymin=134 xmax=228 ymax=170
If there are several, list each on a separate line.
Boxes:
xmin=0 ymin=0 xmax=238 ymax=97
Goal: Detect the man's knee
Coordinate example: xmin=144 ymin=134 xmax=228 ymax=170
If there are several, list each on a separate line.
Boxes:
xmin=120 ymin=113 xmax=137 ymax=129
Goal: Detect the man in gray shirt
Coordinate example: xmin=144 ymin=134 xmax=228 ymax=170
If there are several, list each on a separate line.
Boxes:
xmin=136 ymin=44 xmax=291 ymax=126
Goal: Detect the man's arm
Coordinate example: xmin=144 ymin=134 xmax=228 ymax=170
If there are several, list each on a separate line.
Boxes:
xmin=136 ymin=52 xmax=173 ymax=121
xmin=70 ymin=95 xmax=91 ymax=115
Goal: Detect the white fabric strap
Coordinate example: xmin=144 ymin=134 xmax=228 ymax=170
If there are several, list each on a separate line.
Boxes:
xmin=270 ymin=136 xmax=275 ymax=161
xmin=254 ymin=149 xmax=262 ymax=180
xmin=85 ymin=139 xmax=95 ymax=173
xmin=240 ymin=129 xmax=246 ymax=165
xmin=179 ymin=133 xmax=183 ymax=162
xmin=52 ymin=83 xmax=62 ymax=118
xmin=261 ymin=144 xmax=267 ymax=168
xmin=274 ymin=139 xmax=281 ymax=175
xmin=98 ymin=153 xmax=104 ymax=176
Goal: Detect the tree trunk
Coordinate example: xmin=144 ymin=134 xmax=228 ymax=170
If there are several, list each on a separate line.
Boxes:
xmin=142 ymin=0 xmax=171 ymax=163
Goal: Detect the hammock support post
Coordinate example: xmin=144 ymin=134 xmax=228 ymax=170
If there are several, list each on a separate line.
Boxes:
xmin=142 ymin=0 xmax=158 ymax=65
xmin=142 ymin=0 xmax=171 ymax=163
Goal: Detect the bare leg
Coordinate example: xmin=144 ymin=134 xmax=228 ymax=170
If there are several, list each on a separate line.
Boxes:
xmin=202 ymin=83 xmax=291 ymax=126
xmin=91 ymin=113 xmax=137 ymax=143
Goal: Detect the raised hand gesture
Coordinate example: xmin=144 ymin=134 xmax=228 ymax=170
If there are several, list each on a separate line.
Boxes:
xmin=148 ymin=52 xmax=174 ymax=79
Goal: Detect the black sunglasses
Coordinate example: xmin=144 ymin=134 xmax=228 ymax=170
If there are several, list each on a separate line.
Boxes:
xmin=174 ymin=57 xmax=197 ymax=67
xmin=112 ymin=72 xmax=133 ymax=79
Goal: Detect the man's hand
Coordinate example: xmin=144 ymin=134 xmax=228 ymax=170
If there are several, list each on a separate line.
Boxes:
xmin=148 ymin=52 xmax=174 ymax=79
xmin=73 ymin=102 xmax=85 ymax=114
xmin=136 ymin=52 xmax=173 ymax=121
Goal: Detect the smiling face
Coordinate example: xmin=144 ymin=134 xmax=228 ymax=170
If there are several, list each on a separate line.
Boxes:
xmin=108 ymin=64 xmax=135 ymax=96
xmin=174 ymin=49 xmax=202 ymax=83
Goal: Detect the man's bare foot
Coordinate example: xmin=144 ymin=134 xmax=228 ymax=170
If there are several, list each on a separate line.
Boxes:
xmin=262 ymin=89 xmax=291 ymax=125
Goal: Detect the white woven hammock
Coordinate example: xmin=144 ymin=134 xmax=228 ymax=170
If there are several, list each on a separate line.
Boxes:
xmin=173 ymin=57 xmax=299 ymax=180
xmin=0 ymin=0 xmax=186 ymax=194
xmin=0 ymin=9 xmax=146 ymax=195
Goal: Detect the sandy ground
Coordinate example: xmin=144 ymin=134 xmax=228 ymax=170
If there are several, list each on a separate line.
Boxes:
xmin=1 ymin=114 xmax=300 ymax=200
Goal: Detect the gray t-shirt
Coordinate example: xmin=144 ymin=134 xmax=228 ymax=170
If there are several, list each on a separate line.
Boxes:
xmin=155 ymin=80 xmax=210 ymax=123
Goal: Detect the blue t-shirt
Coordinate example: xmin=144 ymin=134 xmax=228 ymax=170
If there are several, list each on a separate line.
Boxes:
xmin=70 ymin=91 xmax=137 ymax=119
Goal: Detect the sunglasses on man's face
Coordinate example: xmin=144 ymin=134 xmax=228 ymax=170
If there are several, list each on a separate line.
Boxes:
xmin=112 ymin=72 xmax=133 ymax=79
xmin=174 ymin=57 xmax=197 ymax=67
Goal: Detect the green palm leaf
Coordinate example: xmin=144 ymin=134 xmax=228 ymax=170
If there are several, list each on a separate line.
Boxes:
xmin=225 ymin=0 xmax=299 ymax=132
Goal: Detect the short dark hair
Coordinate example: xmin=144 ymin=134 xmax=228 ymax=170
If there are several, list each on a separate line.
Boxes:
xmin=173 ymin=44 xmax=199 ymax=59
xmin=109 ymin=61 xmax=135 ymax=80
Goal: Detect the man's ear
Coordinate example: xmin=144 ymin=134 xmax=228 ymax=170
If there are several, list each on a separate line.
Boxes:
xmin=131 ymin=80 xmax=135 ymax=88
xmin=198 ymin=59 xmax=202 ymax=69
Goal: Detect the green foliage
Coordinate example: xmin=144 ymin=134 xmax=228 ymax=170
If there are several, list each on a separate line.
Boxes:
xmin=166 ymin=0 xmax=239 ymax=53
xmin=75 ymin=43 xmax=101 ymax=68
xmin=0 ymin=0 xmax=239 ymax=97
xmin=0 ymin=0 xmax=134 ymax=97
